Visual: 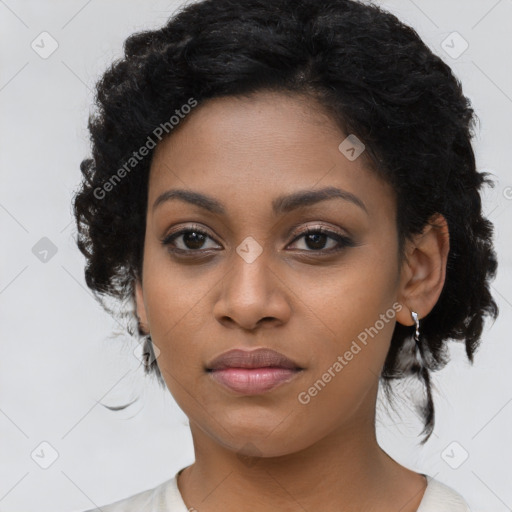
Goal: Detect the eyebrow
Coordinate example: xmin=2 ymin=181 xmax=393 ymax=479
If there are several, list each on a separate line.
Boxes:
xmin=152 ymin=186 xmax=368 ymax=215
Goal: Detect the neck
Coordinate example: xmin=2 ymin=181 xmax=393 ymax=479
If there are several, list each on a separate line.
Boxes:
xmin=177 ymin=388 xmax=427 ymax=511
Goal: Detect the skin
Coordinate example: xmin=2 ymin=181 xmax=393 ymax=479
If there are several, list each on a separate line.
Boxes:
xmin=134 ymin=90 xmax=450 ymax=512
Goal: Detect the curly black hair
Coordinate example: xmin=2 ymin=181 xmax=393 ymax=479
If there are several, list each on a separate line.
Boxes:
xmin=73 ymin=0 xmax=499 ymax=444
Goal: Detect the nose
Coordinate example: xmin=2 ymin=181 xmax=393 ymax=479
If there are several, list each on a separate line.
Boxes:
xmin=213 ymin=249 xmax=292 ymax=331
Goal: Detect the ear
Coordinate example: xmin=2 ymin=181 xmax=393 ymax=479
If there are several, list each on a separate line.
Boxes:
xmin=134 ymin=278 xmax=149 ymax=334
xmin=395 ymin=213 xmax=450 ymax=327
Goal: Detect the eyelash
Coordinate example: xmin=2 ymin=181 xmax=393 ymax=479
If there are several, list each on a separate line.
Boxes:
xmin=161 ymin=224 xmax=354 ymax=257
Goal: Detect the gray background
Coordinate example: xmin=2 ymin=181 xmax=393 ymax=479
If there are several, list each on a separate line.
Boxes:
xmin=0 ymin=0 xmax=511 ymax=511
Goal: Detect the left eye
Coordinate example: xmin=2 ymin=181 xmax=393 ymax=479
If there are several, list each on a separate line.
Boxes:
xmin=288 ymin=228 xmax=353 ymax=252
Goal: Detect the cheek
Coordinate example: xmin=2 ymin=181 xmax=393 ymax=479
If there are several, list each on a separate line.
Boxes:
xmin=142 ymin=238 xmax=216 ymax=327
xmin=141 ymin=247 xmax=214 ymax=376
xmin=291 ymin=247 xmax=398 ymax=342
xmin=292 ymin=250 xmax=399 ymax=400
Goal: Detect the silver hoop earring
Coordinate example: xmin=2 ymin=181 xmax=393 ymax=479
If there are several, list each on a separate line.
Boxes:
xmin=411 ymin=311 xmax=420 ymax=345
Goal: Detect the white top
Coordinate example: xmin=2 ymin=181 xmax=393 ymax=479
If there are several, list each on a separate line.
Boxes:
xmin=81 ymin=469 xmax=471 ymax=512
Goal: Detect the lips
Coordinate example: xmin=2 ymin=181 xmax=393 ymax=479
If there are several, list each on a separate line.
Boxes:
xmin=206 ymin=348 xmax=303 ymax=395
xmin=206 ymin=348 xmax=302 ymax=372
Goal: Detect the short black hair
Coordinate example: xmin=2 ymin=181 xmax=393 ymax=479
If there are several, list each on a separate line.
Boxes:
xmin=73 ymin=0 xmax=499 ymax=444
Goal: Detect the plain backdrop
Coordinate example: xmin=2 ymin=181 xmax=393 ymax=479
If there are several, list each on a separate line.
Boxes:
xmin=1 ymin=1 xmax=511 ymax=511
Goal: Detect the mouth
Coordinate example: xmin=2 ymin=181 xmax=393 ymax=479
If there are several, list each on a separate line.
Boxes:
xmin=206 ymin=348 xmax=304 ymax=395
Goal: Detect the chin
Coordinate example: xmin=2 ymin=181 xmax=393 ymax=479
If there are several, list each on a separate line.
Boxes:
xmin=205 ymin=419 xmax=314 ymax=459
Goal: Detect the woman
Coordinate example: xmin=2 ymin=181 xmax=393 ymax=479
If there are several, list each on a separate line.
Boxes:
xmin=73 ymin=0 xmax=498 ymax=510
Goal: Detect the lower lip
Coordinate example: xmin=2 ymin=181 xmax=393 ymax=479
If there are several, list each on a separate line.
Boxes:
xmin=208 ymin=367 xmax=301 ymax=394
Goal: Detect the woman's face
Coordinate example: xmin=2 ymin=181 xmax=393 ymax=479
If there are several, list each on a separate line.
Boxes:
xmin=135 ymin=91 xmax=408 ymax=456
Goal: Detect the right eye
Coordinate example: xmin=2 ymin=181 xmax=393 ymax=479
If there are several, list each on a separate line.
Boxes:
xmin=161 ymin=224 xmax=222 ymax=254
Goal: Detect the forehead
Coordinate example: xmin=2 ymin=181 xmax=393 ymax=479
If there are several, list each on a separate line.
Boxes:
xmin=148 ymin=91 xmax=395 ymax=222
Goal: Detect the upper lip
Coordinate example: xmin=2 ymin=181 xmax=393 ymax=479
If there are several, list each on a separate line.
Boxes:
xmin=206 ymin=348 xmax=302 ymax=371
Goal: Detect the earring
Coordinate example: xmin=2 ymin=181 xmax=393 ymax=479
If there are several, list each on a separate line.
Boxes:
xmin=409 ymin=310 xmax=434 ymax=440
xmin=140 ymin=333 xmax=153 ymax=370
xmin=411 ymin=311 xmax=420 ymax=347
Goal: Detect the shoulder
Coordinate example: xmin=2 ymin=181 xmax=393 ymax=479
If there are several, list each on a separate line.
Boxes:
xmin=417 ymin=476 xmax=472 ymax=512
xmin=78 ymin=473 xmax=188 ymax=512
